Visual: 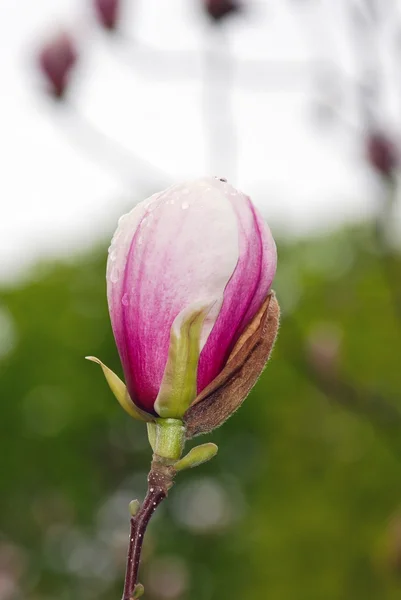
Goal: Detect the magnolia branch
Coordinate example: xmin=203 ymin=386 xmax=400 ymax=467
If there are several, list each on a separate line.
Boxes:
xmin=122 ymin=458 xmax=175 ymax=600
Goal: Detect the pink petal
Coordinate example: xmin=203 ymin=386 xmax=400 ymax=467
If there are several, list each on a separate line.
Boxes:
xmin=107 ymin=180 xmax=240 ymax=412
xmin=197 ymin=180 xmax=277 ymax=391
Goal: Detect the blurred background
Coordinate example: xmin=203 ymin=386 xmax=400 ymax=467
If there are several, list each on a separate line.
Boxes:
xmin=1 ymin=0 xmax=401 ymax=598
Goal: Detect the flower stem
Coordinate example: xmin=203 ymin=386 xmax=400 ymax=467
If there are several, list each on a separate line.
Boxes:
xmin=122 ymin=457 xmax=175 ymax=600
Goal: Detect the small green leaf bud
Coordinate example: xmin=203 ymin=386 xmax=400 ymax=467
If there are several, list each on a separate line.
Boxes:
xmin=174 ymin=443 xmax=218 ymax=472
xmin=129 ymin=499 xmax=140 ymax=517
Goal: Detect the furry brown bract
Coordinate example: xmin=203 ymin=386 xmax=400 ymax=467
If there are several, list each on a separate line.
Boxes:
xmin=184 ymin=291 xmax=280 ymax=438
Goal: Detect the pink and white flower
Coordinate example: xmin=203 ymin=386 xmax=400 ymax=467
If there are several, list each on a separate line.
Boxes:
xmin=105 ymin=177 xmax=277 ymax=417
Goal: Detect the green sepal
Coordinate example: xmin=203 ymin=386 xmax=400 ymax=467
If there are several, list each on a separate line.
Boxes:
xmin=147 ymin=422 xmax=157 ymax=451
xmin=85 ymin=356 xmax=153 ymax=422
xmin=154 ymin=306 xmax=208 ymax=419
xmin=174 ymin=443 xmax=218 ymax=472
xmin=132 ymin=583 xmax=144 ymax=599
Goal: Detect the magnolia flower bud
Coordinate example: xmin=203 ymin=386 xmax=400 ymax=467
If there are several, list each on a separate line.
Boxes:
xmin=204 ymin=0 xmax=241 ymax=22
xmin=90 ymin=178 xmax=278 ymax=437
xmin=366 ymin=131 xmax=398 ymax=179
xmin=38 ymin=32 xmax=78 ymax=99
xmin=93 ymin=0 xmax=120 ymax=31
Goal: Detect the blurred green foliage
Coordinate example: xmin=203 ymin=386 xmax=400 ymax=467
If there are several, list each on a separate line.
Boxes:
xmin=1 ymin=223 xmax=401 ymax=600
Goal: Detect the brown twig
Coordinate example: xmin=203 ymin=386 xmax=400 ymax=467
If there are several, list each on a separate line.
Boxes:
xmin=282 ymin=313 xmax=401 ymax=458
xmin=45 ymin=98 xmax=170 ymax=191
xmin=202 ymin=27 xmax=237 ymax=181
xmin=374 ymin=177 xmax=401 ymax=326
xmin=114 ymin=31 xmax=335 ymax=91
xmin=122 ymin=457 xmax=175 ymax=600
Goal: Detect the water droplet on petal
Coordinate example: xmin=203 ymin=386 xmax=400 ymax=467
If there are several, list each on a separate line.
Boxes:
xmin=118 ymin=214 xmax=128 ymax=226
xmin=110 ymin=268 xmax=119 ymax=283
xmin=122 ymin=293 xmax=129 ymax=306
xmin=182 ymin=202 xmax=189 ymax=210
xmin=137 ymin=236 xmax=143 ymax=245
xmin=109 ymin=250 xmax=117 ymax=262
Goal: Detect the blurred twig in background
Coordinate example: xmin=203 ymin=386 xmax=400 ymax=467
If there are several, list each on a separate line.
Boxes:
xmin=202 ymin=23 xmax=237 ymax=181
xmin=53 ymin=100 xmax=171 ymax=190
xmin=284 ymin=312 xmax=401 ymax=456
xmin=348 ymin=0 xmax=401 ymax=325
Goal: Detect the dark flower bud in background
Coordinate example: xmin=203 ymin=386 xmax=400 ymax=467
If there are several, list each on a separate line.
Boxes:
xmin=366 ymin=131 xmax=398 ymax=179
xmin=93 ymin=0 xmax=120 ymax=31
xmin=380 ymin=513 xmax=401 ymax=577
xmin=204 ymin=0 xmax=241 ymax=22
xmin=306 ymin=323 xmax=342 ymax=380
xmin=38 ymin=32 xmax=78 ymax=99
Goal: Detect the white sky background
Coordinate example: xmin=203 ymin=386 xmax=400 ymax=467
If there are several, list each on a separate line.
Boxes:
xmin=1 ymin=0 xmax=401 ymax=282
